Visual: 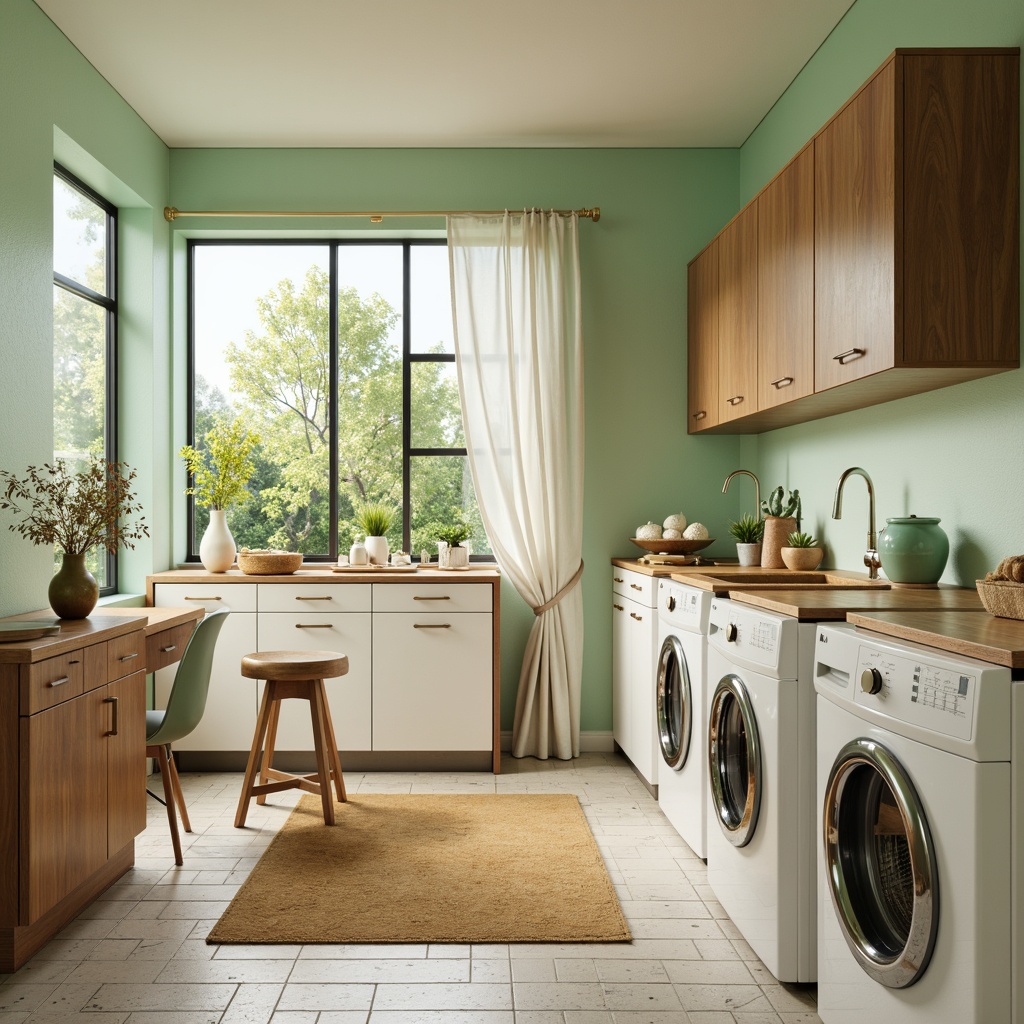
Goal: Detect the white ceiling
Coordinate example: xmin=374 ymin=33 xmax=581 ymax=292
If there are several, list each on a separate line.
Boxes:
xmin=34 ymin=0 xmax=856 ymax=149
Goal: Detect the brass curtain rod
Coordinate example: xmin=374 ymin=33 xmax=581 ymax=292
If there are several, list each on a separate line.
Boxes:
xmin=163 ymin=206 xmax=600 ymax=223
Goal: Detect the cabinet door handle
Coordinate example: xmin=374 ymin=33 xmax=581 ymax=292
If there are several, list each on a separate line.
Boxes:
xmin=414 ymin=623 xmax=452 ymax=629
xmin=630 ymin=612 xmax=643 ymax=622
xmin=295 ymin=595 xmax=332 ymax=601
xmin=413 ymin=595 xmax=451 ymax=601
xmin=613 ymin=603 xmax=624 ymax=611
xmin=184 ymin=595 xmax=222 ymax=602
xmin=104 ymin=695 xmax=119 ymax=736
xmin=693 ymin=410 xmax=707 ymax=421
xmin=613 ymin=576 xmax=624 ymax=583
xmin=160 ymin=644 xmax=177 ymax=653
xmin=832 ymin=348 xmax=865 ymax=365
xmin=630 ymin=583 xmax=643 ymax=591
xmin=727 ymin=395 xmax=744 ymax=406
xmin=47 ymin=676 xmax=70 ymax=688
xmin=119 ymin=651 xmax=139 ymax=662
xmin=770 ymin=376 xmax=794 ymax=389
xmin=295 ymin=623 xmax=333 ymax=629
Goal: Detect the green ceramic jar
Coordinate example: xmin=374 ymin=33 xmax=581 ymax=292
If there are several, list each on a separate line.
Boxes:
xmin=878 ymin=516 xmax=949 ymax=585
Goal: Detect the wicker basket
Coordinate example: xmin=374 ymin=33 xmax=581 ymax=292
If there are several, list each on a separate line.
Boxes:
xmin=237 ymin=550 xmax=304 ymax=576
xmin=975 ymin=579 xmax=1024 ymax=620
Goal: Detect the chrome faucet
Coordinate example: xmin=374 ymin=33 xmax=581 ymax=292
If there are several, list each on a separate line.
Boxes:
xmin=722 ymin=469 xmax=761 ymax=520
xmin=832 ymin=467 xmax=881 ymax=579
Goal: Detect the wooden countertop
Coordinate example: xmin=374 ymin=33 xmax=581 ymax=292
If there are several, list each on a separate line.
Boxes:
xmin=610 ymin=557 xmax=736 ymax=578
xmin=731 ymin=586 xmax=984 ymax=620
xmin=149 ymin=566 xmax=500 ymax=584
xmin=847 ymin=609 xmax=1024 ymax=669
xmin=671 ymin=567 xmax=888 ymax=593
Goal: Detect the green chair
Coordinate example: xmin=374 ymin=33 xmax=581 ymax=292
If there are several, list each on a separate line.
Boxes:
xmin=146 ymin=610 xmax=229 ymax=865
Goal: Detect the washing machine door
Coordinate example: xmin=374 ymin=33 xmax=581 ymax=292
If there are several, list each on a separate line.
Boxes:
xmin=823 ymin=737 xmax=938 ymax=989
xmin=707 ymin=673 xmax=761 ymax=847
xmin=656 ymin=635 xmax=691 ymax=770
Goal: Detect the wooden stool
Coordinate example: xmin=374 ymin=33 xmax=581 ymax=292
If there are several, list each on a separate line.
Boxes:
xmin=234 ymin=650 xmax=349 ymax=828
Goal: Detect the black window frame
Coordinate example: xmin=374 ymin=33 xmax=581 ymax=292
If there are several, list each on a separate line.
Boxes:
xmin=185 ymin=237 xmax=471 ymax=562
xmin=53 ymin=162 xmax=119 ymax=595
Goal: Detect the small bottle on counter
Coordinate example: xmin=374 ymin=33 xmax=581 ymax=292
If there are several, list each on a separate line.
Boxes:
xmin=349 ymin=535 xmax=368 ymax=566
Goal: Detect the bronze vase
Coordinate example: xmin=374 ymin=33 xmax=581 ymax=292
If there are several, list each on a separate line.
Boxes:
xmin=48 ymin=552 xmax=99 ymax=619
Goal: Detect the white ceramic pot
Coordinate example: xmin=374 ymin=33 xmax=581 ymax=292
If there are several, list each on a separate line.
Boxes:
xmin=365 ymin=535 xmax=389 ymax=566
xmin=199 ymin=509 xmax=236 ymax=573
xmin=447 ymin=544 xmax=469 ymax=568
xmin=736 ymin=542 xmax=762 ymax=567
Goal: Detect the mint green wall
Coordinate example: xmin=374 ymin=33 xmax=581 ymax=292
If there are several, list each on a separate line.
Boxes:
xmin=0 ymin=0 xmax=170 ymax=617
xmin=736 ymin=0 xmax=1024 ymax=585
xmin=168 ymin=148 xmax=742 ymax=732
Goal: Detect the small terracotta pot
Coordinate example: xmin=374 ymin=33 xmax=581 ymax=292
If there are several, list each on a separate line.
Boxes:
xmin=760 ymin=516 xmax=797 ymax=568
xmin=781 ymin=546 xmax=824 ymax=571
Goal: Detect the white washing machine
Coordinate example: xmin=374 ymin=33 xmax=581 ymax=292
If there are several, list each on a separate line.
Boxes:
xmin=704 ymin=597 xmax=817 ymax=982
xmin=655 ymin=578 xmax=713 ymax=859
xmin=813 ymin=622 xmax=1021 ymax=1023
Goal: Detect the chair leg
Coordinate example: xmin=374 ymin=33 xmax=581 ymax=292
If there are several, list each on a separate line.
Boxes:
xmin=235 ymin=680 xmax=276 ymax=828
xmin=257 ymin=697 xmax=282 ymax=806
xmin=165 ymin=746 xmax=192 ymax=833
xmin=152 ymin=743 xmax=183 ymax=866
xmin=316 ymin=679 xmax=346 ymax=803
xmin=307 ymin=680 xmax=336 ymax=825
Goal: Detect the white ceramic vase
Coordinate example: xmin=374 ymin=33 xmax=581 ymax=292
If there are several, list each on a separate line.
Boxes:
xmin=199 ymin=509 xmax=236 ymax=572
xmin=736 ymin=542 xmax=762 ymax=567
xmin=365 ymin=535 xmax=389 ymax=566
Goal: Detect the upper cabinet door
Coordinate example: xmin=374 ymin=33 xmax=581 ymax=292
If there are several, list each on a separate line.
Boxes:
xmin=687 ymin=239 xmax=719 ymax=433
xmin=758 ymin=145 xmax=814 ymax=410
xmin=717 ymin=204 xmax=758 ymax=423
xmin=814 ymin=59 xmax=896 ymax=392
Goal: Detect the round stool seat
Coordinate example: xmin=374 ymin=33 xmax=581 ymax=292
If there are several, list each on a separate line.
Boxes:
xmin=241 ymin=650 xmax=348 ymax=682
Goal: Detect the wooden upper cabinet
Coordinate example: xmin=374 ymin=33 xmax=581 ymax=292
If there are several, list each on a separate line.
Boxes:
xmin=717 ymin=204 xmax=758 ymax=424
xmin=758 ymin=144 xmax=814 ymax=410
xmin=687 ymin=239 xmax=719 ymax=432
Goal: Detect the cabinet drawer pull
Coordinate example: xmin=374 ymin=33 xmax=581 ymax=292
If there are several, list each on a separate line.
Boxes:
xmin=104 ymin=695 xmax=119 ymax=736
xmin=613 ymin=576 xmax=624 ymax=583
xmin=414 ymin=623 xmax=452 ymax=629
xmin=296 ymin=623 xmax=333 ymax=629
xmin=770 ymin=376 xmax=794 ymax=389
xmin=295 ymin=595 xmax=332 ymax=601
xmin=47 ymin=676 xmax=70 ymax=688
xmin=727 ymin=395 xmax=744 ymax=406
xmin=693 ymin=410 xmax=707 ymax=421
xmin=630 ymin=583 xmax=643 ymax=591
xmin=413 ymin=595 xmax=451 ymax=601
xmin=833 ymin=348 xmax=865 ymax=365
xmin=630 ymin=612 xmax=643 ymax=622
xmin=160 ymin=644 xmax=177 ymax=653
xmin=184 ymin=595 xmax=222 ymax=602
xmin=119 ymin=651 xmax=139 ymax=662
xmin=613 ymin=603 xmax=624 ymax=611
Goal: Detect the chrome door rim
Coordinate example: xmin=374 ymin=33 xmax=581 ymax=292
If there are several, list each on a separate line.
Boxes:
xmin=707 ymin=673 xmax=761 ymax=847
xmin=823 ymin=737 xmax=938 ymax=989
xmin=657 ymin=635 xmax=691 ymax=769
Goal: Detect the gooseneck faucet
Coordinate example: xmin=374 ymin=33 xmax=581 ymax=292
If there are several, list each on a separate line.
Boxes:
xmin=832 ymin=467 xmax=881 ymax=579
xmin=722 ymin=469 xmax=761 ymax=521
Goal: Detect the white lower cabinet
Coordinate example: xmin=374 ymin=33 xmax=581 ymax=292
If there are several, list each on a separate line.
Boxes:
xmin=152 ymin=583 xmax=257 ymax=751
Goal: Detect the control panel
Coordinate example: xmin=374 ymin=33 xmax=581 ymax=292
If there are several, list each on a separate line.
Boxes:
xmin=659 ymin=581 xmax=711 ymax=634
xmin=707 ymin=598 xmax=797 ymax=676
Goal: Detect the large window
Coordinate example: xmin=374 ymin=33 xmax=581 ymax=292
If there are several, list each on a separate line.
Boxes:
xmin=187 ymin=241 xmax=487 ymax=561
xmin=52 ymin=165 xmax=117 ymax=592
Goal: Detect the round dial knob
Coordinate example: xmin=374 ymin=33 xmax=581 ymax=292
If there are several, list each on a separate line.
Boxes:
xmin=860 ymin=668 xmax=884 ymax=695
xmin=666 ymin=594 xmax=676 ymax=612
xmin=725 ymin=623 xmax=738 ymax=643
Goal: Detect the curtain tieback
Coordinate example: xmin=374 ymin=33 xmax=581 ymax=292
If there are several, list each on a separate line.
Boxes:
xmin=532 ymin=561 xmax=585 ymax=616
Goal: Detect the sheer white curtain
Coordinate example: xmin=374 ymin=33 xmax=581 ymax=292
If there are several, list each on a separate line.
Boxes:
xmin=447 ymin=210 xmax=585 ymax=760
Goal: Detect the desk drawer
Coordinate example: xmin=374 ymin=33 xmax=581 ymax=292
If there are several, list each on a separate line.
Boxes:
xmin=22 ymin=652 xmax=85 ymax=714
xmin=146 ymin=622 xmax=197 ymax=673
xmin=107 ymin=630 xmax=145 ymax=682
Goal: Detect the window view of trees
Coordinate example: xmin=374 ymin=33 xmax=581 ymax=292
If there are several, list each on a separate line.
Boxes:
xmin=190 ymin=242 xmax=488 ymax=561
xmin=52 ymin=167 xmax=115 ymax=590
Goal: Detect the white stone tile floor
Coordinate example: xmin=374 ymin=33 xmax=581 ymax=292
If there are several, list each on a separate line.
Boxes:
xmin=0 ymin=752 xmax=821 ymax=1024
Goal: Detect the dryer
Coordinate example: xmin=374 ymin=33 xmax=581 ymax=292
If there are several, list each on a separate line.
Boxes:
xmin=813 ymin=622 xmax=1020 ymax=1023
xmin=704 ymin=597 xmax=817 ymax=982
xmin=655 ymin=578 xmax=713 ymax=858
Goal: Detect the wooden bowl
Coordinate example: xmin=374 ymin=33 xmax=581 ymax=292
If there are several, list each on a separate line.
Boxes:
xmin=629 ymin=537 xmax=714 ymax=554
xmin=236 ymin=550 xmax=304 ymax=575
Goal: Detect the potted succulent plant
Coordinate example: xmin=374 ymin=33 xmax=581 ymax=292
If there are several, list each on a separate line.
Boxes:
xmin=728 ymin=513 xmax=764 ymax=567
xmin=431 ymin=511 xmax=473 ymax=568
xmin=781 ymin=531 xmax=824 ymax=571
xmin=354 ymin=500 xmax=399 ymax=566
xmin=760 ymin=486 xmax=801 ymax=568
xmin=0 ymin=457 xmax=149 ymax=618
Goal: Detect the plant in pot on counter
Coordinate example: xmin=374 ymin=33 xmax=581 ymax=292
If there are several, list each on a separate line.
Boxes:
xmin=180 ymin=417 xmax=260 ymax=573
xmin=781 ymin=531 xmax=824 ymax=571
xmin=0 ymin=456 xmax=149 ymax=619
xmin=422 ymin=510 xmax=473 ymax=568
xmin=759 ymin=485 xmax=802 ymax=569
xmin=728 ymin=513 xmax=764 ymax=567
xmin=353 ymin=500 xmax=399 ymax=566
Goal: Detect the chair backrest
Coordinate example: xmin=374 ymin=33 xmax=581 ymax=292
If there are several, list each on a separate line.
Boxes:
xmin=146 ymin=610 xmax=229 ymax=747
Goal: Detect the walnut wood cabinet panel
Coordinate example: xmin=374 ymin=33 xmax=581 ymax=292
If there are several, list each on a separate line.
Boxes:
xmin=758 ymin=144 xmax=814 ymax=410
xmin=686 ymin=239 xmax=719 ymax=431
xmin=717 ymin=203 xmax=759 ymax=424
xmin=688 ymin=47 xmax=1019 ymax=435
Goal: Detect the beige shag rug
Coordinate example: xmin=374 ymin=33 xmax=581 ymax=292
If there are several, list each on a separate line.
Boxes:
xmin=207 ymin=792 xmax=631 ymax=945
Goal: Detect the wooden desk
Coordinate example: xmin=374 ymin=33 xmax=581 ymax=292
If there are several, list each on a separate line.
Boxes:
xmin=0 ymin=605 xmax=201 ymax=971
